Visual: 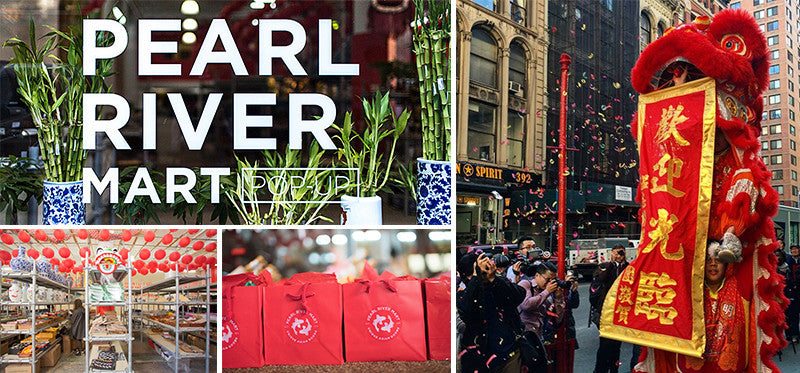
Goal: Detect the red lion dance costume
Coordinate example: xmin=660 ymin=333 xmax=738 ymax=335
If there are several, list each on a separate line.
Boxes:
xmin=599 ymin=10 xmax=788 ymax=372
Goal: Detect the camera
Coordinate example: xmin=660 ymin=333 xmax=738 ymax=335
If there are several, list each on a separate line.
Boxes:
xmin=554 ymin=278 xmax=572 ymax=289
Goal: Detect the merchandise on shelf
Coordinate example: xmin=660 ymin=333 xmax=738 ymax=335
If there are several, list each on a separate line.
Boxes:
xmin=89 ymin=282 xmax=124 ymax=301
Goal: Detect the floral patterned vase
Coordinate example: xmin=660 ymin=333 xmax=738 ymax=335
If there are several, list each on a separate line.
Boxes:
xmin=9 ymin=248 xmax=33 ymax=273
xmin=43 ymin=180 xmax=85 ymax=225
xmin=416 ymin=158 xmax=451 ymax=225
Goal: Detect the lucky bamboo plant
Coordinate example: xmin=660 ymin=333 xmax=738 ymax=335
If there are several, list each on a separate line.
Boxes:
xmin=4 ymin=19 xmax=114 ymax=182
xmin=331 ymin=91 xmax=410 ymax=197
xmin=411 ymin=0 xmax=451 ymax=161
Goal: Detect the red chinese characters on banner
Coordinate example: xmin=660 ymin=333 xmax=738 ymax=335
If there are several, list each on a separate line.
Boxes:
xmin=600 ymin=77 xmax=716 ymax=357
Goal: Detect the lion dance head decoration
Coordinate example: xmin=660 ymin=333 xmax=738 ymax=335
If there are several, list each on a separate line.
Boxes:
xmin=619 ymin=9 xmax=787 ymax=372
xmin=95 ymin=247 xmax=122 ymax=275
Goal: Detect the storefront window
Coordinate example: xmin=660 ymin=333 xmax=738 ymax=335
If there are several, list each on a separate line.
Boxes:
xmin=470 ymin=27 xmax=498 ymax=88
xmin=507 ymin=110 xmax=525 ymax=168
xmin=468 ymin=100 xmax=496 ymax=162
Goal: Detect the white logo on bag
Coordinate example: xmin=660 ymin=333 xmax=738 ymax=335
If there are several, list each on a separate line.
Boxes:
xmin=221 ymin=320 xmax=239 ymax=350
xmin=285 ymin=310 xmax=319 ymax=343
xmin=366 ymin=306 xmax=401 ymax=341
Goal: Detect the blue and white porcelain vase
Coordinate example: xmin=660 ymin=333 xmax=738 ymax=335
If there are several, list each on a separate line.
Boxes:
xmin=416 ymin=158 xmax=452 ymax=225
xmin=36 ymin=260 xmax=51 ymax=278
xmin=43 ymin=180 xmax=85 ymax=225
xmin=9 ymin=248 xmax=33 ymax=273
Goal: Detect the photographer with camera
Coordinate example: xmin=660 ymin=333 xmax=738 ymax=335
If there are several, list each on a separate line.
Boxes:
xmin=507 ymin=236 xmax=536 ymax=283
xmin=457 ymin=253 xmax=526 ymax=372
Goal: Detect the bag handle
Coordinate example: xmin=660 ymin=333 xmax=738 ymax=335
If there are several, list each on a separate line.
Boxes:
xmin=222 ymin=273 xmax=270 ymax=321
xmin=355 ymin=279 xmax=397 ymax=293
xmin=285 ymin=282 xmax=316 ymax=311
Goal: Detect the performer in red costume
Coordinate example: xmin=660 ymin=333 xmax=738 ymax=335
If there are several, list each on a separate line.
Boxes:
xmin=618 ymin=9 xmax=788 ymax=372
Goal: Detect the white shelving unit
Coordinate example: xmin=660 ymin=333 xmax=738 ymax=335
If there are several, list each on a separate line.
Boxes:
xmin=84 ymin=266 xmax=133 ymax=373
xmin=134 ymin=269 xmax=212 ymax=373
xmin=0 ymin=266 xmax=75 ymax=373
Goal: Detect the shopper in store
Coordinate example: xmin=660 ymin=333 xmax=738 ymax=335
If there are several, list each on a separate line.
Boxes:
xmin=457 ymin=253 xmax=526 ymax=372
xmin=69 ymin=299 xmax=86 ymax=356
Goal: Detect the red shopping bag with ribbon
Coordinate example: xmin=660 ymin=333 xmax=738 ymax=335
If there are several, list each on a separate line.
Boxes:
xmin=342 ymin=265 xmax=427 ymax=362
xmin=263 ymin=272 xmax=344 ymax=365
xmin=222 ymin=272 xmax=271 ymax=368
xmin=424 ymin=274 xmax=451 ymax=360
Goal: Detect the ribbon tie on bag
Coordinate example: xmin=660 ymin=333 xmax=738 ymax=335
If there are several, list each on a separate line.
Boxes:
xmin=286 ymin=282 xmax=316 ymax=311
xmin=355 ymin=279 xmax=397 ymax=293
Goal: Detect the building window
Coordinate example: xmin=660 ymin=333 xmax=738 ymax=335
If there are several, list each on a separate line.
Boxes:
xmin=763 ymin=112 xmax=769 ymax=121
xmin=755 ymin=10 xmax=765 ymax=19
xmin=792 ymin=170 xmax=798 ymax=180
xmin=771 ymin=124 xmax=782 ymax=133
xmin=793 ymin=155 xmax=798 ymax=165
xmin=767 ymin=6 xmax=779 ymax=17
xmin=470 ymin=27 xmax=498 ymax=88
xmin=507 ymin=110 xmax=525 ymax=167
xmin=768 ymin=20 xmax=779 ymax=31
xmin=790 ymin=95 xmax=795 ymax=106
xmin=763 ymin=156 xmax=770 ymax=164
xmin=791 ymin=110 xmax=796 ymax=120
xmin=772 ymin=154 xmax=783 ymax=164
xmin=790 ymin=51 xmax=794 ymax=61
xmin=793 ymin=185 xmax=799 ymax=197
xmin=762 ymin=126 xmax=769 ymax=136
xmin=792 ymin=139 xmax=797 ymax=150
xmin=789 ymin=21 xmax=794 ymax=33
xmin=473 ymin=0 xmax=496 ymax=11
xmin=790 ymin=65 xmax=795 ymax=77
xmin=792 ymin=124 xmax=797 ymax=134
xmin=641 ymin=12 xmax=652 ymax=45
xmin=509 ymin=0 xmax=526 ymax=25
xmin=774 ymin=170 xmax=784 ymax=180
xmin=770 ymin=79 xmax=781 ymax=89
xmin=767 ymin=36 xmax=779 ymax=46
xmin=770 ymin=109 xmax=782 ymax=119
xmin=763 ymin=141 xmax=770 ymax=150
xmin=776 ymin=185 xmax=784 ymax=195
xmin=769 ymin=94 xmax=781 ymax=104
xmin=760 ymin=24 xmax=766 ymax=32
xmin=732 ymin=2 xmax=741 ymax=8
xmin=789 ymin=36 xmax=795 ymax=49
xmin=508 ymin=41 xmax=526 ymax=97
xmin=769 ymin=64 xmax=780 ymax=74
xmin=790 ymin=80 xmax=795 ymax=91
xmin=754 ymin=0 xmax=763 ymax=5
xmin=468 ymin=100 xmax=497 ymax=162
xmin=771 ymin=139 xmax=783 ymax=149
xmin=657 ymin=23 xmax=666 ymax=38
xmin=771 ymin=50 xmax=780 ymax=61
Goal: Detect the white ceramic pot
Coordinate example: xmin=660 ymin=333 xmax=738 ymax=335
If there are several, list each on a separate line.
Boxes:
xmin=9 ymin=282 xmax=22 ymax=302
xmin=341 ymin=195 xmax=383 ymax=225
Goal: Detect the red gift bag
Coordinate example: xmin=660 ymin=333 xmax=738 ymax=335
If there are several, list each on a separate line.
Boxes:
xmin=222 ymin=273 xmax=271 ymax=369
xmin=424 ymin=274 xmax=451 ymax=360
xmin=263 ymin=272 xmax=344 ymax=365
xmin=342 ymin=268 xmax=427 ymax=362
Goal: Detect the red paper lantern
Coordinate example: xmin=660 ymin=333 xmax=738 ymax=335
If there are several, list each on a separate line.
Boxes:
xmin=62 ymin=258 xmax=74 ymax=268
xmin=121 ymin=230 xmax=132 ymax=242
xmin=26 ymin=249 xmax=39 ymax=260
xmin=169 ymin=229 xmax=178 ymax=232
xmin=207 ymin=257 xmax=217 ymax=266
xmin=34 ymin=229 xmax=48 ymax=241
xmin=188 ymin=229 xmax=200 ymax=235
xmin=131 ymin=269 xmax=138 ymax=276
xmin=17 ymin=231 xmax=31 ymax=243
xmin=99 ymin=229 xmax=110 ymax=241
xmin=162 ymin=233 xmax=174 ymax=245
xmin=49 ymin=258 xmax=59 ymax=266
xmin=59 ymin=247 xmax=70 ymax=258
xmin=178 ymin=263 xmax=186 ymax=272
xmin=120 ymin=249 xmax=129 ymax=260
xmin=144 ymin=231 xmax=156 ymax=242
xmin=139 ymin=249 xmax=151 ymax=260
xmin=77 ymin=229 xmax=89 ymax=240
xmin=1 ymin=233 xmax=14 ymax=245
xmin=42 ymin=247 xmax=55 ymax=259
xmin=140 ymin=268 xmax=148 ymax=275
xmin=53 ymin=229 xmax=66 ymax=240
xmin=158 ymin=263 xmax=168 ymax=272
xmin=205 ymin=229 xmax=217 ymax=238
xmin=80 ymin=247 xmax=90 ymax=258
xmin=205 ymin=242 xmax=217 ymax=252
xmin=169 ymin=251 xmax=180 ymax=262
xmin=194 ymin=255 xmax=207 ymax=266
xmin=148 ymin=260 xmax=158 ymax=270
xmin=72 ymin=268 xmax=80 ymax=274
xmin=179 ymin=237 xmax=191 ymax=247
xmin=169 ymin=263 xmax=177 ymax=271
xmin=192 ymin=241 xmax=204 ymax=251
xmin=133 ymin=260 xmax=145 ymax=269
xmin=188 ymin=263 xmax=197 ymax=271
xmin=181 ymin=254 xmax=193 ymax=265
xmin=11 ymin=249 xmax=18 ymax=257
xmin=154 ymin=249 xmax=166 ymax=260
xmin=0 ymin=250 xmax=11 ymax=261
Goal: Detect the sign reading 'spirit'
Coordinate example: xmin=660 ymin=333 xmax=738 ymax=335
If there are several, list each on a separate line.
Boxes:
xmin=81 ymin=19 xmax=359 ymax=204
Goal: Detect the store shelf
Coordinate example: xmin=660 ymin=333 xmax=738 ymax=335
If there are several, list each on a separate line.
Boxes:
xmin=87 ymin=335 xmax=132 ymax=342
xmin=90 ymin=301 xmax=128 ymax=307
xmin=2 ymin=302 xmax=72 ymax=307
xmin=0 ymin=335 xmax=62 ymax=364
xmin=187 ymin=331 xmax=216 ymax=344
xmin=1 ymin=272 xmax=70 ymax=291
xmin=135 ymin=301 xmax=207 ymax=306
xmin=87 ymin=340 xmax=129 ymax=373
xmin=140 ymin=275 xmax=205 ymax=293
xmin=136 ymin=316 xmax=205 ymax=332
xmin=180 ymin=282 xmax=216 ymax=293
xmin=143 ymin=330 xmax=204 ymax=358
xmin=0 ymin=318 xmax=66 ymax=335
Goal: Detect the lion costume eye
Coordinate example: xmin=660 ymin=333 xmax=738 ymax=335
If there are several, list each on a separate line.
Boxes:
xmin=720 ymin=34 xmax=747 ymax=56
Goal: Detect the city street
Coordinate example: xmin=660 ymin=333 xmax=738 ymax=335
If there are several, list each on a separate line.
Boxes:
xmin=570 ymin=282 xmax=800 ymax=372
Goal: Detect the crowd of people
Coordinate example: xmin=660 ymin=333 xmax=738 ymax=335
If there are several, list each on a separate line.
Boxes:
xmin=456 ymin=236 xmax=630 ymax=373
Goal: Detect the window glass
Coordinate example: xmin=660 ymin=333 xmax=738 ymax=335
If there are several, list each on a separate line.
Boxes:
xmin=470 ymin=28 xmax=498 ymax=87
